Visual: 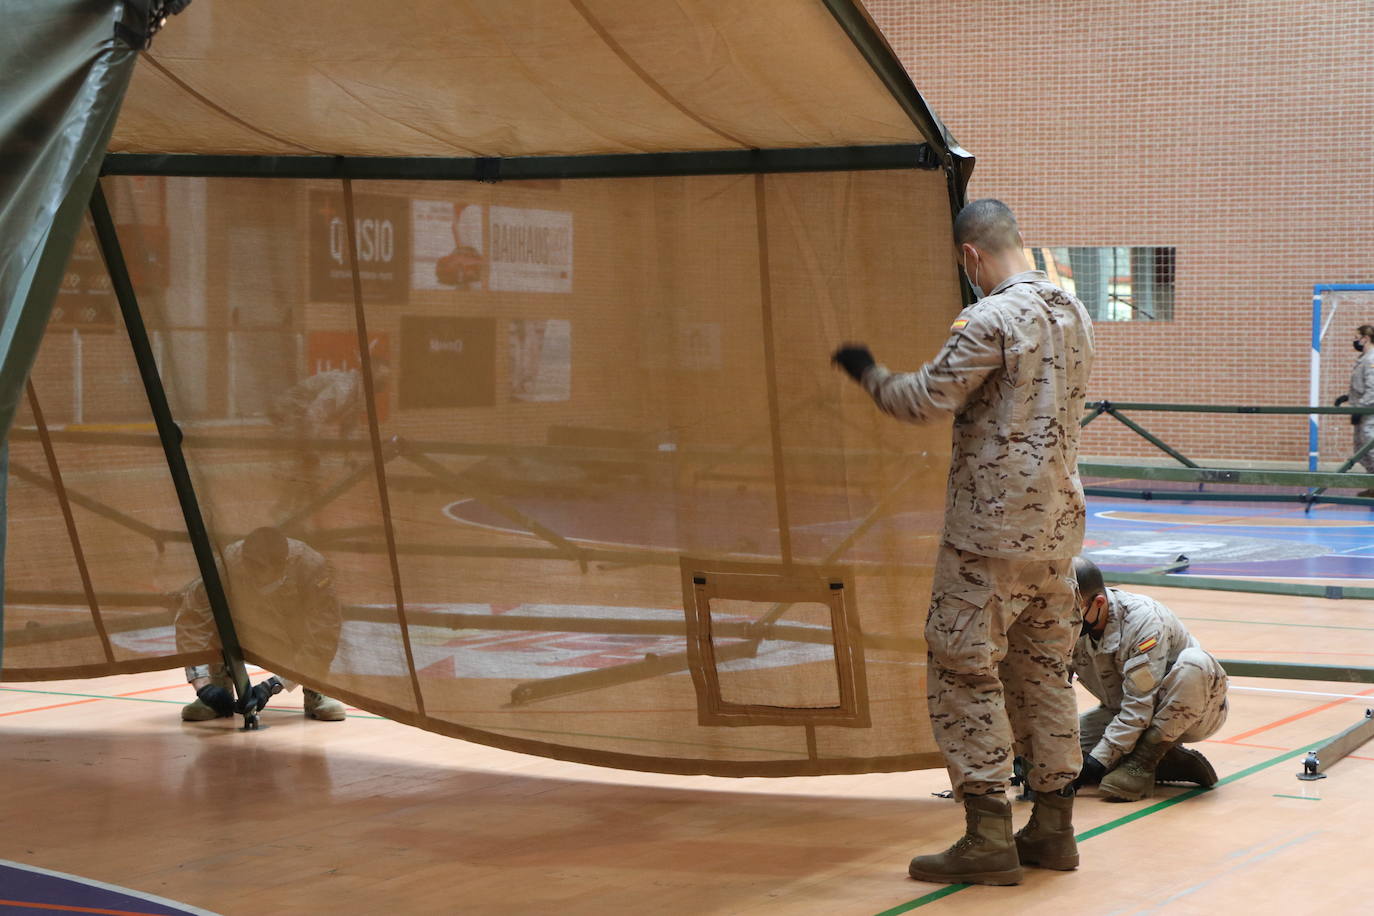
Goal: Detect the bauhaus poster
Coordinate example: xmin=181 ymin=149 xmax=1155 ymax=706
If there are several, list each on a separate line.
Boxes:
xmin=488 ymin=206 xmax=573 ymax=293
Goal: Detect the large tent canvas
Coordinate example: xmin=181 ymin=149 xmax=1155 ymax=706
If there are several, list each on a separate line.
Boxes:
xmin=2 ymin=0 xmax=974 ymax=776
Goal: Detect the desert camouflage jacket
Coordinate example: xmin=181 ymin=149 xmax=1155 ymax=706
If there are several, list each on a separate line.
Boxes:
xmin=1349 ymin=349 xmax=1374 ymax=408
xmin=1071 ymin=587 xmax=1214 ymax=767
xmin=862 ymin=270 xmax=1095 ymax=558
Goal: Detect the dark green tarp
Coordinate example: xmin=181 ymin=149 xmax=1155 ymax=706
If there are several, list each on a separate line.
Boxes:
xmin=0 ymin=0 xmax=150 ymax=665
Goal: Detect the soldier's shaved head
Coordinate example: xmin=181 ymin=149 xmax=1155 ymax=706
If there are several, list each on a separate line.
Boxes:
xmin=1073 ymin=556 xmax=1106 ymax=604
xmin=954 ymin=199 xmax=1021 ymax=253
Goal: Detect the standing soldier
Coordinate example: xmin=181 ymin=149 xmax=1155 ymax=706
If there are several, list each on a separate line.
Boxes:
xmin=1335 ymin=324 xmax=1374 ymax=496
xmin=177 ymin=526 xmax=348 ymax=722
xmin=1070 ymin=557 xmax=1228 ymax=800
xmin=833 ymin=199 xmax=1095 ymax=885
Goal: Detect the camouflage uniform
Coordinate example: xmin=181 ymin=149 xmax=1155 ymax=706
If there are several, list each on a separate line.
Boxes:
xmin=176 ymin=537 xmax=343 ymax=691
xmin=1073 ymin=587 xmax=1228 ymax=767
xmin=862 ymin=270 xmax=1094 ymax=796
xmin=268 ymin=368 xmax=365 ymax=443
xmin=1347 ymin=349 xmax=1374 ymax=473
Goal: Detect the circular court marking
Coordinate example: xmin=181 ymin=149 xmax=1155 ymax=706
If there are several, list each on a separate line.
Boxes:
xmin=0 ymin=858 xmax=220 ymax=916
xmin=1083 ymin=529 xmax=1329 ymax=565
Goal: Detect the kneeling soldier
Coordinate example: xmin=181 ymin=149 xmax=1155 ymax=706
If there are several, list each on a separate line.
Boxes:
xmin=1070 ymin=557 xmax=1229 ymax=800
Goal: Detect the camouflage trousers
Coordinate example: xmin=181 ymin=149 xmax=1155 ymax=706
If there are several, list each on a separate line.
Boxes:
xmin=1355 ymin=416 xmax=1374 ymax=474
xmin=926 ymin=543 xmax=1081 ymax=798
xmin=1080 ymin=647 xmax=1228 ymax=752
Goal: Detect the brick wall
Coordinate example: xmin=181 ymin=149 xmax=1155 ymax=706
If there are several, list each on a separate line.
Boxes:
xmin=868 ymin=0 xmax=1374 ymax=464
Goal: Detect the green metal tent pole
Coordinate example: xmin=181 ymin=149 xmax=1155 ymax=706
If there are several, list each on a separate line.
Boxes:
xmin=1309 ymin=434 xmax=1374 ymax=499
xmin=1218 ymin=660 xmax=1374 ymax=684
xmin=88 ymin=181 xmax=255 ymax=718
xmin=1105 ymin=570 xmax=1374 ymax=600
xmin=1085 ymin=400 xmax=1374 ymax=416
xmin=1078 ymin=461 xmax=1374 ymax=489
xmin=1101 ymin=406 xmax=1199 ymax=468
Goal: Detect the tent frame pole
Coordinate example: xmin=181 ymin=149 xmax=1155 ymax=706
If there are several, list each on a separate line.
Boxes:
xmin=88 ymin=181 xmax=256 ymax=725
xmin=101 ymin=144 xmax=939 ymax=181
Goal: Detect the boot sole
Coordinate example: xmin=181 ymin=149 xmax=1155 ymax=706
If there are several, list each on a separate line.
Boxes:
xmin=907 ymin=866 xmax=1022 ymax=886
xmin=1019 ymin=854 xmax=1079 ymax=871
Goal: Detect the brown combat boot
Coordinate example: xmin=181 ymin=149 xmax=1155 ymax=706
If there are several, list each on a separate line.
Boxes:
xmin=1155 ymin=745 xmax=1218 ymax=787
xmin=908 ymin=794 xmax=1022 ymax=886
xmin=1014 ymin=786 xmax=1079 ymax=870
xmin=1100 ymin=726 xmax=1174 ymax=801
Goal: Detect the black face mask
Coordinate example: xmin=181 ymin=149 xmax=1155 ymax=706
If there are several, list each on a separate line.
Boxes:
xmin=1356 ymin=339 xmax=1367 ymax=353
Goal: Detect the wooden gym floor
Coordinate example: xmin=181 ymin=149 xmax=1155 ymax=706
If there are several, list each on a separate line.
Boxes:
xmin=1 ymin=585 xmax=1372 ymax=915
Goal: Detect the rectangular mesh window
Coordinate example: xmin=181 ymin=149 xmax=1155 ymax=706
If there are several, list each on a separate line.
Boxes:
xmin=681 ymin=561 xmax=869 ymax=729
xmin=1028 ymin=246 xmax=1175 ymax=321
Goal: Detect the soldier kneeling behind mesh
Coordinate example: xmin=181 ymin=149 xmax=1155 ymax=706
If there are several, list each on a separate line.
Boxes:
xmin=177 ymin=527 xmax=347 ymax=723
xmin=1070 ymin=557 xmax=1228 ymax=801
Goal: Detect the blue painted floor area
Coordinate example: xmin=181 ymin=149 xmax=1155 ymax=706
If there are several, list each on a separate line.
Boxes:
xmin=0 ymin=859 xmax=219 ymax=916
xmin=1084 ymin=496 xmax=1374 ymax=580
xmin=445 ymin=487 xmax=1374 ymax=582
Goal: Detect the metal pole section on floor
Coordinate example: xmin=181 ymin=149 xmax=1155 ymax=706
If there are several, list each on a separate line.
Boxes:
xmin=88 ymin=180 xmax=255 ymax=718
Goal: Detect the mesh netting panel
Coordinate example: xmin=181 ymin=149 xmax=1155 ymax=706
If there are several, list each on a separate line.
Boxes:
xmin=11 ymin=168 xmax=958 ymax=776
xmin=3 ymin=214 xmax=211 ymax=679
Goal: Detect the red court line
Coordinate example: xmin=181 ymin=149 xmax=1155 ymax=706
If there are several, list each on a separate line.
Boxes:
xmin=1221 ymin=687 xmax=1374 ymax=744
xmin=1205 ymin=739 xmax=1286 ymax=750
xmin=0 ymin=683 xmax=186 ymax=719
xmin=1201 ymin=741 xmax=1374 ymax=763
xmin=0 ymin=898 xmax=173 ymax=915
xmin=115 ymin=684 xmax=191 ymax=696
xmin=0 ymin=699 xmax=101 ymax=719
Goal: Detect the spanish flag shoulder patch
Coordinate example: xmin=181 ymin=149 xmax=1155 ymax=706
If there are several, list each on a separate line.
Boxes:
xmin=1136 ymin=636 xmax=1158 ymax=653
xmin=951 ymin=318 xmax=969 ymax=331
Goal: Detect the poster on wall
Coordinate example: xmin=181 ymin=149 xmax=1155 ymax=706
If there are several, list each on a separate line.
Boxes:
xmin=488 ymin=206 xmax=573 ymax=293
xmin=309 ymin=190 xmax=410 ymax=304
xmin=413 ymin=200 xmax=486 ymax=291
xmin=52 ymin=225 xmax=169 ymax=334
xmin=510 ymin=319 xmax=571 ymax=402
xmin=304 ymin=330 xmax=391 ymax=422
xmin=400 ymin=316 xmax=496 ymax=409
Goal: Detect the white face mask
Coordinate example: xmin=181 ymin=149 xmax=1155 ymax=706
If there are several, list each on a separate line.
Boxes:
xmin=962 ymin=248 xmax=985 ymax=299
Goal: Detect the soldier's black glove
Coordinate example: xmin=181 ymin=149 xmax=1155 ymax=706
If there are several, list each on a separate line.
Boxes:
xmin=238 ymin=676 xmax=285 ymax=715
xmin=1335 ymin=394 xmax=1349 ymax=406
xmin=831 ymin=344 xmax=875 ymax=383
xmin=1073 ymin=755 xmax=1107 ymax=789
xmin=195 ymin=684 xmax=235 ymax=718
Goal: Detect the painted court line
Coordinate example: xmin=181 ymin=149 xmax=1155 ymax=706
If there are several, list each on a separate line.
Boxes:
xmin=0 ymin=686 xmax=384 ymax=720
xmin=1222 ymin=687 xmax=1374 ymax=744
xmin=872 ymin=745 xmax=1305 ymax=915
xmin=0 ymin=858 xmax=222 ymax=916
xmin=0 ymin=900 xmax=172 ymax=915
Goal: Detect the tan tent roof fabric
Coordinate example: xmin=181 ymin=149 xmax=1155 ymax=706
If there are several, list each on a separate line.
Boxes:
xmin=110 ymin=0 xmax=922 ymax=157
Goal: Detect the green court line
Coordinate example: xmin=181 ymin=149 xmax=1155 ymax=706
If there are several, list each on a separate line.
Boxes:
xmin=872 ymin=745 xmax=1300 ymax=916
xmin=1272 ymin=793 xmax=1321 ymax=801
